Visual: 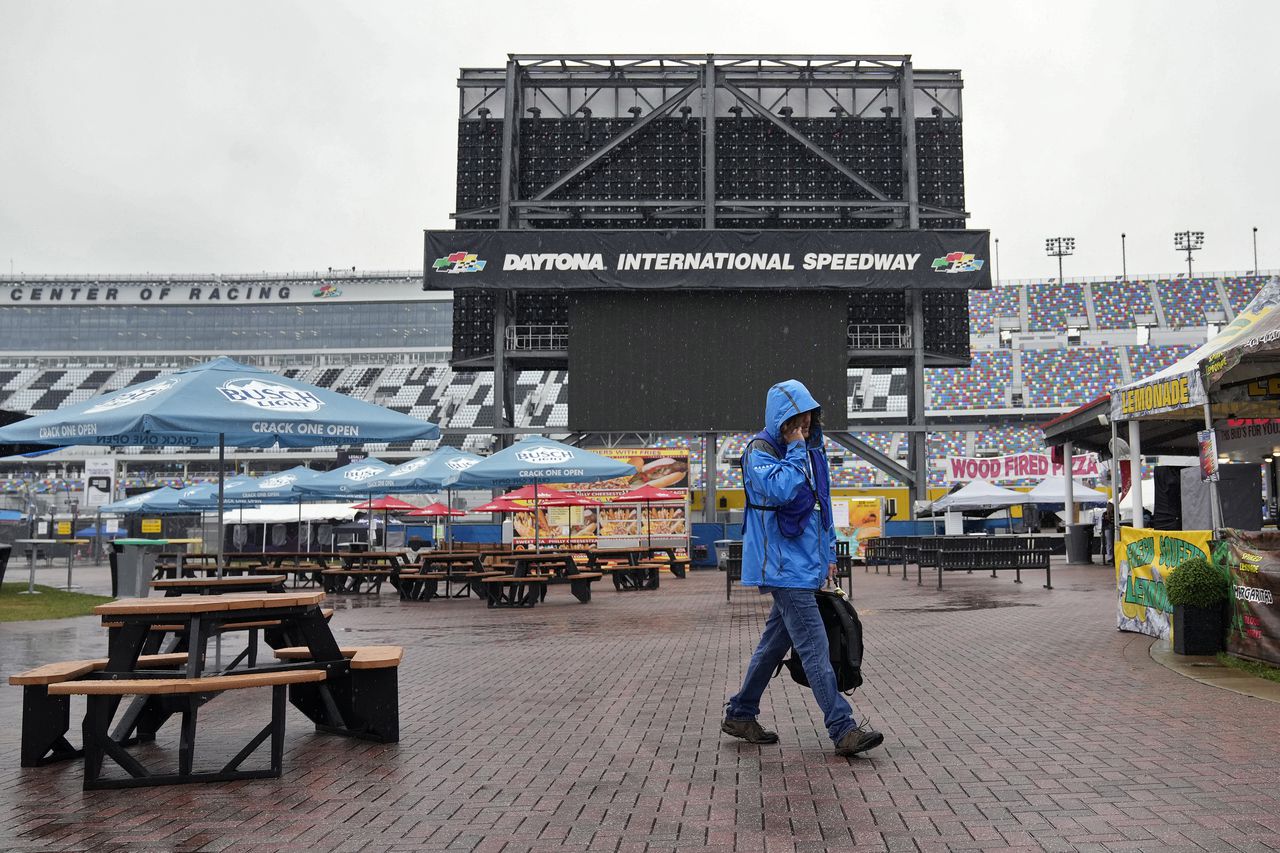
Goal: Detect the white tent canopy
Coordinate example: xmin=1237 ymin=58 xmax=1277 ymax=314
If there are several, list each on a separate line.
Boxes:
xmin=1026 ymin=478 xmax=1109 ymax=504
xmin=931 ymin=479 xmax=1025 ymax=511
xmin=221 ymin=503 xmax=360 ymax=524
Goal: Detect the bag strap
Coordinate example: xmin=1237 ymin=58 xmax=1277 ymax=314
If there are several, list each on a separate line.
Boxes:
xmin=743 ymin=436 xmax=785 ymax=511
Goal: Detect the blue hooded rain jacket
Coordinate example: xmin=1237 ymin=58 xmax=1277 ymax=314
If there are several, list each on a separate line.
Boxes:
xmin=740 ymin=379 xmax=838 ymax=589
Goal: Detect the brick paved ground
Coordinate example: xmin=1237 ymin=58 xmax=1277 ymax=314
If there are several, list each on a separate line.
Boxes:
xmin=2 ymin=562 xmax=1279 ymax=852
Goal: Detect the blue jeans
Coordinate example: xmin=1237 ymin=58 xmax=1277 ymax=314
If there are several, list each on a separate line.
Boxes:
xmin=726 ymin=587 xmax=856 ymax=743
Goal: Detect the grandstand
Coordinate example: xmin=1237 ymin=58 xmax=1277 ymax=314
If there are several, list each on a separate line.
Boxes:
xmin=0 ymin=269 xmax=1271 ymax=500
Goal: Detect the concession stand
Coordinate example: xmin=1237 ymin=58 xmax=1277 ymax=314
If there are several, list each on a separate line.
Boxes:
xmin=1043 ymin=277 xmax=1280 ymax=664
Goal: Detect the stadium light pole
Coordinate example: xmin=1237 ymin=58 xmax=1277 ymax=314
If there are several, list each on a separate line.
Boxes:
xmin=1174 ymin=230 xmax=1204 ymax=278
xmin=1254 ymin=227 xmax=1259 ymax=275
xmin=994 ymin=238 xmax=1000 ymax=283
xmin=1121 ymin=233 xmax=1127 ymax=281
xmin=1045 ymin=237 xmax=1075 ymax=283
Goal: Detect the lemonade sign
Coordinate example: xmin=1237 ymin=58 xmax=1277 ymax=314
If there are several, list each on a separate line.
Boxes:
xmin=1117 ymin=526 xmax=1214 ymax=639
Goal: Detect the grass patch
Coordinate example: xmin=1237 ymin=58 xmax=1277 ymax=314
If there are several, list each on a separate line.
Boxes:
xmin=0 ymin=583 xmax=112 ymax=622
xmin=1216 ymin=651 xmax=1280 ymax=684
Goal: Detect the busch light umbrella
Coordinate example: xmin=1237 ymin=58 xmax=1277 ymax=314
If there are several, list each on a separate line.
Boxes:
xmin=181 ymin=466 xmax=328 ymax=559
xmin=292 ymin=457 xmax=396 ymax=548
xmin=100 ymin=487 xmax=172 ymax=515
xmin=0 ymin=357 xmax=439 ymax=573
xmin=361 ymin=448 xmax=483 ymax=551
xmin=443 ymin=438 xmax=634 ymax=550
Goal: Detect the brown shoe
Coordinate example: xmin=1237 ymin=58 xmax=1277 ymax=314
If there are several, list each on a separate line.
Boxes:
xmin=834 ymin=721 xmax=884 ymax=756
xmin=721 ymin=718 xmax=779 ymax=744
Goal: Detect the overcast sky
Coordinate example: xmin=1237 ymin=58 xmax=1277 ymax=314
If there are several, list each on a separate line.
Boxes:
xmin=1 ymin=0 xmax=1276 ymax=280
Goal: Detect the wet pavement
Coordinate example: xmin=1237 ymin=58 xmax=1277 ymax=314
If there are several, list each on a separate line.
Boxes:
xmin=2 ymin=559 xmax=1279 ymax=852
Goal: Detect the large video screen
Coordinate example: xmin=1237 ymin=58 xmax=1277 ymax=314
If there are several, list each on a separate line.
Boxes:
xmin=568 ymin=291 xmax=849 ymax=432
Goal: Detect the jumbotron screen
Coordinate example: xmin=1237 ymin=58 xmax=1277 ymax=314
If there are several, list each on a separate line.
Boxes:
xmin=567 ymin=291 xmax=849 ymax=432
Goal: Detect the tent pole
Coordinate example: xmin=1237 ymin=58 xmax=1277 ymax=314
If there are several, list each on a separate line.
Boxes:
xmin=445 ymin=489 xmax=453 ymax=551
xmin=216 ymin=434 xmax=225 ymax=579
xmin=215 ymin=433 xmax=225 ymax=671
xmin=1063 ymin=440 xmax=1075 ymax=525
xmin=1203 ymin=401 xmax=1224 ymax=532
xmin=1128 ymin=420 xmax=1142 ymax=528
xmin=1110 ymin=417 xmax=1120 ymax=564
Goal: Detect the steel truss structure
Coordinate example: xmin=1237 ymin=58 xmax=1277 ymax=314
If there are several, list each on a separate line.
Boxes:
xmin=455 ymin=54 xmax=966 ymax=229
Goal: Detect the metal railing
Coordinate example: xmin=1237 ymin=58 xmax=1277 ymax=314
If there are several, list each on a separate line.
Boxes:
xmin=506 ymin=324 xmax=568 ymax=351
xmin=848 ymin=324 xmax=910 ymax=349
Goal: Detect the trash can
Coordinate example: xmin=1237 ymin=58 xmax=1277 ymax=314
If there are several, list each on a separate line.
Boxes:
xmin=1065 ymin=524 xmax=1093 ymax=565
xmin=111 ymin=539 xmax=166 ymax=598
xmin=0 ymin=544 xmax=10 ymax=585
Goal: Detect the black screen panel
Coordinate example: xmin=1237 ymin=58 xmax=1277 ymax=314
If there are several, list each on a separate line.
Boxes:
xmin=568 ymin=291 xmax=848 ymax=432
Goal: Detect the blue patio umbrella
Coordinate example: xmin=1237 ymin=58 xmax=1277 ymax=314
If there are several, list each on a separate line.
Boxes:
xmin=100 ymin=487 xmax=181 ymax=514
xmin=291 ymin=458 xmax=397 ymax=547
xmin=291 ymin=458 xmax=394 ymax=498
xmin=0 ymin=357 xmax=440 ymax=574
xmin=180 ymin=468 xmax=322 ymax=508
xmin=442 ymin=438 xmax=634 ymax=549
xmin=360 ymin=448 xmax=484 ymax=550
xmin=183 ymin=466 xmax=329 ymax=557
xmin=0 ymin=357 xmax=439 ymax=449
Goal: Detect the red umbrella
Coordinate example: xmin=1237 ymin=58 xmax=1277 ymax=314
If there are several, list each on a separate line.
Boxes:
xmin=472 ymin=497 xmax=526 ymax=514
xmin=609 ymin=484 xmax=686 ymax=548
xmin=495 ymin=485 xmax=601 ymax=548
xmin=497 ymin=484 xmax=598 ymax=506
xmin=404 ymin=502 xmax=466 ymax=517
xmin=349 ymin=495 xmax=420 ymax=511
xmin=349 ymin=495 xmax=419 ymax=549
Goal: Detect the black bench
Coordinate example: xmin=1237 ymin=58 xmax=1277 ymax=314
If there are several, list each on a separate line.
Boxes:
xmin=934 ymin=537 xmax=1053 ymax=590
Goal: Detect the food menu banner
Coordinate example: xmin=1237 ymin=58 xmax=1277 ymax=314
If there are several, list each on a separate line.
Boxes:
xmin=1221 ymin=529 xmax=1280 ymax=667
xmin=1117 ymin=526 xmax=1214 ymax=640
xmin=512 ymin=448 xmax=690 ymax=549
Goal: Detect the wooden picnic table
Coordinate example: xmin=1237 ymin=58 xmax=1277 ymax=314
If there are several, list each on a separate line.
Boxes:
xmin=586 ymin=548 xmax=662 ymax=591
xmin=486 ymin=552 xmax=601 ymax=605
xmin=398 ymin=553 xmax=495 ymax=601
xmin=151 ymin=574 xmax=287 ymax=596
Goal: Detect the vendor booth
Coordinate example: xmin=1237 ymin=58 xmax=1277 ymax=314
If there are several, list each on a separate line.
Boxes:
xmin=1044 ymin=277 xmax=1280 ymax=664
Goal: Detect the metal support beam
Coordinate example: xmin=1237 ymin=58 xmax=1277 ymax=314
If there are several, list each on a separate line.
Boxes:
xmin=908 ymin=289 xmax=928 ymax=516
xmin=702 ymin=59 xmax=716 ymax=228
xmin=532 ymin=82 xmax=700 ymax=202
xmin=703 ymin=432 xmax=718 ymax=524
xmin=498 ymin=60 xmax=520 ymax=229
xmin=493 ymin=293 xmax=510 ymax=451
xmin=827 ymin=432 xmax=916 ymax=487
xmin=720 ymin=80 xmax=889 ymax=201
xmin=898 ymin=61 xmax=920 ymax=229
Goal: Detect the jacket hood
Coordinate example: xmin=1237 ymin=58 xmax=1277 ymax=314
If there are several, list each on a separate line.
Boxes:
xmin=764 ymin=380 xmax=821 ymax=442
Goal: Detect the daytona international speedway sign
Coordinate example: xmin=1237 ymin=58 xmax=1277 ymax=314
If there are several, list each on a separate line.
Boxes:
xmin=423 ymin=229 xmax=992 ymax=291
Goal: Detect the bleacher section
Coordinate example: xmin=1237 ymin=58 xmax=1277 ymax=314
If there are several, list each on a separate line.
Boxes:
xmin=1021 ymin=347 xmax=1123 ymax=409
xmin=925 ymin=350 xmax=1012 ymax=410
xmin=968 ymin=286 xmax=1020 ymax=334
xmin=1127 ymin=344 xmax=1196 ymax=382
xmin=1156 ymin=277 xmax=1225 ymax=328
xmin=1026 ymin=283 xmax=1086 ymax=332
xmin=1091 ymin=280 xmax=1152 ymax=329
xmin=1223 ymin=276 xmax=1264 ymax=313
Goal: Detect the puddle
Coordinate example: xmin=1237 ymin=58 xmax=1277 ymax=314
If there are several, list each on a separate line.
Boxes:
xmin=886 ymin=592 xmax=1039 ymax=613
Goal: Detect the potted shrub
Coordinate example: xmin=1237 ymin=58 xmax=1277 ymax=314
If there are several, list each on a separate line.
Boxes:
xmin=1165 ymin=556 xmax=1229 ymax=655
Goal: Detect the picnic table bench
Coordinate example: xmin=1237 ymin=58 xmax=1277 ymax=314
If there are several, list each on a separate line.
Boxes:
xmin=152 ymin=574 xmax=287 ymax=596
xmin=486 ymin=552 xmax=602 ymax=606
xmin=9 ymin=591 xmax=401 ymax=788
xmin=398 ymin=553 xmax=498 ymax=601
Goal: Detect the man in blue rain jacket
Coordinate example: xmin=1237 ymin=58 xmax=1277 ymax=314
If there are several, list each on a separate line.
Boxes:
xmin=722 ymin=379 xmax=884 ymax=757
